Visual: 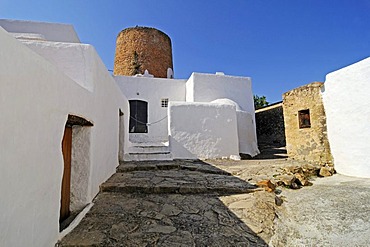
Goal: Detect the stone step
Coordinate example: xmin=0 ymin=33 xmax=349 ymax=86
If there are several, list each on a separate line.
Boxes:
xmin=128 ymin=145 xmax=170 ymax=154
xmin=117 ymin=160 xmax=230 ymax=175
xmin=124 ymin=142 xmax=172 ymax=161
xmin=123 ymin=152 xmax=172 ymax=161
xmin=100 ymin=170 xmax=257 ymax=195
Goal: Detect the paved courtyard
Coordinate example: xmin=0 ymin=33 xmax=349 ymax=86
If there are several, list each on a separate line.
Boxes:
xmin=58 ymin=146 xmax=370 ymax=246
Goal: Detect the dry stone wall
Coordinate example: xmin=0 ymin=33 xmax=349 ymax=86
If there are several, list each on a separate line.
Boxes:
xmin=255 ymin=102 xmax=286 ymax=147
xmin=114 ymin=27 xmax=173 ymax=78
xmin=283 ymin=82 xmax=332 ymax=164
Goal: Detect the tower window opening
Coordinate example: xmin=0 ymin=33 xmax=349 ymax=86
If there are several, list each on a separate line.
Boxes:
xmin=298 ymin=109 xmax=311 ymax=128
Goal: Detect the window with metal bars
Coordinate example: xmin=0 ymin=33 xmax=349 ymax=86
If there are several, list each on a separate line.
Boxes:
xmin=161 ymin=98 xmax=169 ymax=108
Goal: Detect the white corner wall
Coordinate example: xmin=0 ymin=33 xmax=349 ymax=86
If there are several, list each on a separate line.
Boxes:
xmin=21 ymin=41 xmax=95 ymax=92
xmin=322 ymin=57 xmax=370 ymax=178
xmin=185 ymin=73 xmax=195 ymax=102
xmin=169 ymin=102 xmax=240 ymax=160
xmin=210 ymin=99 xmax=259 ymax=157
xmin=185 ymin=73 xmax=259 ymax=157
xmin=237 ymin=110 xmax=259 ymax=156
xmin=115 ymin=76 xmax=186 ymax=143
xmin=0 ymin=19 xmax=80 ymax=43
xmin=185 ymin=72 xmax=254 ymax=113
xmin=21 ymin=37 xmax=131 ymax=196
xmin=0 ymin=26 xmax=128 ymax=247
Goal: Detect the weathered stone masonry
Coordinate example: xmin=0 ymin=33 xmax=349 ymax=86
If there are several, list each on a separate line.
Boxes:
xmin=113 ymin=26 xmax=173 ymax=78
xmin=283 ymin=82 xmax=332 ymax=164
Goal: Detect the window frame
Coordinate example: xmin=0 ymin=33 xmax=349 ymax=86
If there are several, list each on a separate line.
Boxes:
xmin=129 ymin=100 xmax=148 ymax=133
xmin=161 ymin=98 xmax=169 ymax=108
xmin=298 ymin=109 xmax=311 ymax=129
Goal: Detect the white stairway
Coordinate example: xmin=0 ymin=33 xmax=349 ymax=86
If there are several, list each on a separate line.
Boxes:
xmin=123 ymin=142 xmax=172 ymax=161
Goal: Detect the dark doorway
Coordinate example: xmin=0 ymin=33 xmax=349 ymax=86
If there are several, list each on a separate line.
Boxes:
xmin=60 ymin=125 xmax=72 ymax=223
xmin=129 ymin=100 xmax=148 ymax=133
xmin=119 ymin=109 xmax=125 ymax=161
xmin=60 ymin=115 xmax=93 ymax=231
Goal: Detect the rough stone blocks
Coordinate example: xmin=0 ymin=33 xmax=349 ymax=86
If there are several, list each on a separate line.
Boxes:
xmin=282 ymin=82 xmax=332 ymax=164
xmin=114 ymin=27 xmax=173 ymax=78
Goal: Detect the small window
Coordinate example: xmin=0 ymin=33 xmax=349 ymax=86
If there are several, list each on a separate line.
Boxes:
xmin=298 ymin=109 xmax=311 ymax=128
xmin=161 ymin=98 xmax=169 ymax=107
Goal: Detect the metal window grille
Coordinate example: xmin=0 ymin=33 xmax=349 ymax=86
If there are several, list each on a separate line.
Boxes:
xmin=161 ymin=98 xmax=169 ymax=107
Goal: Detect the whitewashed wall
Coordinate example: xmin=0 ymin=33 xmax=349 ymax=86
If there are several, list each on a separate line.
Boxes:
xmin=236 ymin=110 xmax=259 ymax=156
xmin=322 ymin=57 xmax=370 ymax=178
xmin=22 ymin=41 xmax=95 ymax=92
xmin=0 ymin=27 xmax=128 ymax=247
xmin=187 ymin=73 xmax=259 ymax=156
xmin=169 ymin=102 xmax=240 ymax=160
xmin=115 ymin=76 xmax=186 ymax=143
xmin=186 ymin=73 xmax=254 ymax=113
xmin=0 ymin=19 xmax=80 ymax=43
xmin=210 ymin=99 xmax=259 ymax=157
xmin=21 ymin=39 xmax=131 ymax=195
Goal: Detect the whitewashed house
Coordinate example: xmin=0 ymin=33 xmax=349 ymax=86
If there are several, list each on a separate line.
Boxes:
xmin=0 ymin=19 xmax=259 ymax=247
xmin=322 ymin=57 xmax=370 ymax=178
xmin=0 ymin=19 xmax=130 ymax=247
xmin=115 ymin=72 xmax=259 ymax=161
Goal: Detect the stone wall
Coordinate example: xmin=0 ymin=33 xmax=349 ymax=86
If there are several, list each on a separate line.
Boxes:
xmin=113 ymin=27 xmax=173 ymax=78
xmin=283 ymin=82 xmax=332 ymax=164
xmin=255 ymin=102 xmax=286 ymax=146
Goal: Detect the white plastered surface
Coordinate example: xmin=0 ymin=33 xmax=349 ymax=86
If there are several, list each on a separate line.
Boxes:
xmin=322 ymin=57 xmax=370 ymax=178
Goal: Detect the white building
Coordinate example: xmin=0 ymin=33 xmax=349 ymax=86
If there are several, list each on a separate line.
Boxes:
xmin=0 ymin=19 xmax=132 ymax=247
xmin=0 ymin=19 xmax=259 ymax=247
xmin=322 ymin=57 xmax=370 ymax=178
xmin=115 ymin=72 xmax=259 ymax=161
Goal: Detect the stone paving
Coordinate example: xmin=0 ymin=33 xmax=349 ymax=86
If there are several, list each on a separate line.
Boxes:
xmin=101 ymin=161 xmax=257 ymax=195
xmin=59 ymin=145 xmax=370 ymax=246
xmin=57 ymin=148 xmax=370 ymax=247
xmin=58 ymin=157 xmax=281 ymax=247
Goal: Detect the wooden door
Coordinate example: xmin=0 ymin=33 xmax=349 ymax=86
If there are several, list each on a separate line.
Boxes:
xmin=60 ymin=126 xmax=72 ymax=223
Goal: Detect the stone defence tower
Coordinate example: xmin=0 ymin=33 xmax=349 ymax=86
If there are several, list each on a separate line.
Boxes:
xmin=113 ymin=26 xmax=173 ymax=78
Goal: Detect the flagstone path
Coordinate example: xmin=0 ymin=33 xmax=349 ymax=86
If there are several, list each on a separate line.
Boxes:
xmin=58 ymin=160 xmax=278 ymax=246
xmin=58 ymin=145 xmax=370 ymax=246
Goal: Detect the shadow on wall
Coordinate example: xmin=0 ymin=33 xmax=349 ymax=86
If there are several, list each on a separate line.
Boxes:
xmin=255 ymin=102 xmax=286 ymax=148
xmin=58 ymin=160 xmax=269 ymax=246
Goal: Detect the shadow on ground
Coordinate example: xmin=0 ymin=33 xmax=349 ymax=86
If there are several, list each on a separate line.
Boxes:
xmin=59 ymin=160 xmax=269 ymax=246
xmin=247 ymin=144 xmax=287 ymax=160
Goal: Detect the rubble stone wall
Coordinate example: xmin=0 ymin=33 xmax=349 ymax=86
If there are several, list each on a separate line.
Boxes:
xmin=255 ymin=102 xmax=286 ymax=146
xmin=114 ymin=27 xmax=173 ymax=78
xmin=283 ymin=82 xmax=332 ymax=164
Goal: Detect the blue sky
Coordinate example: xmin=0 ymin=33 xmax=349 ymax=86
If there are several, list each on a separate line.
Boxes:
xmin=2 ymin=0 xmax=370 ymax=102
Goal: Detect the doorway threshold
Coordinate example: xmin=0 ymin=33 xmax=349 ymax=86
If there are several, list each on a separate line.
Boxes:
xmin=59 ymin=203 xmax=93 ymax=239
